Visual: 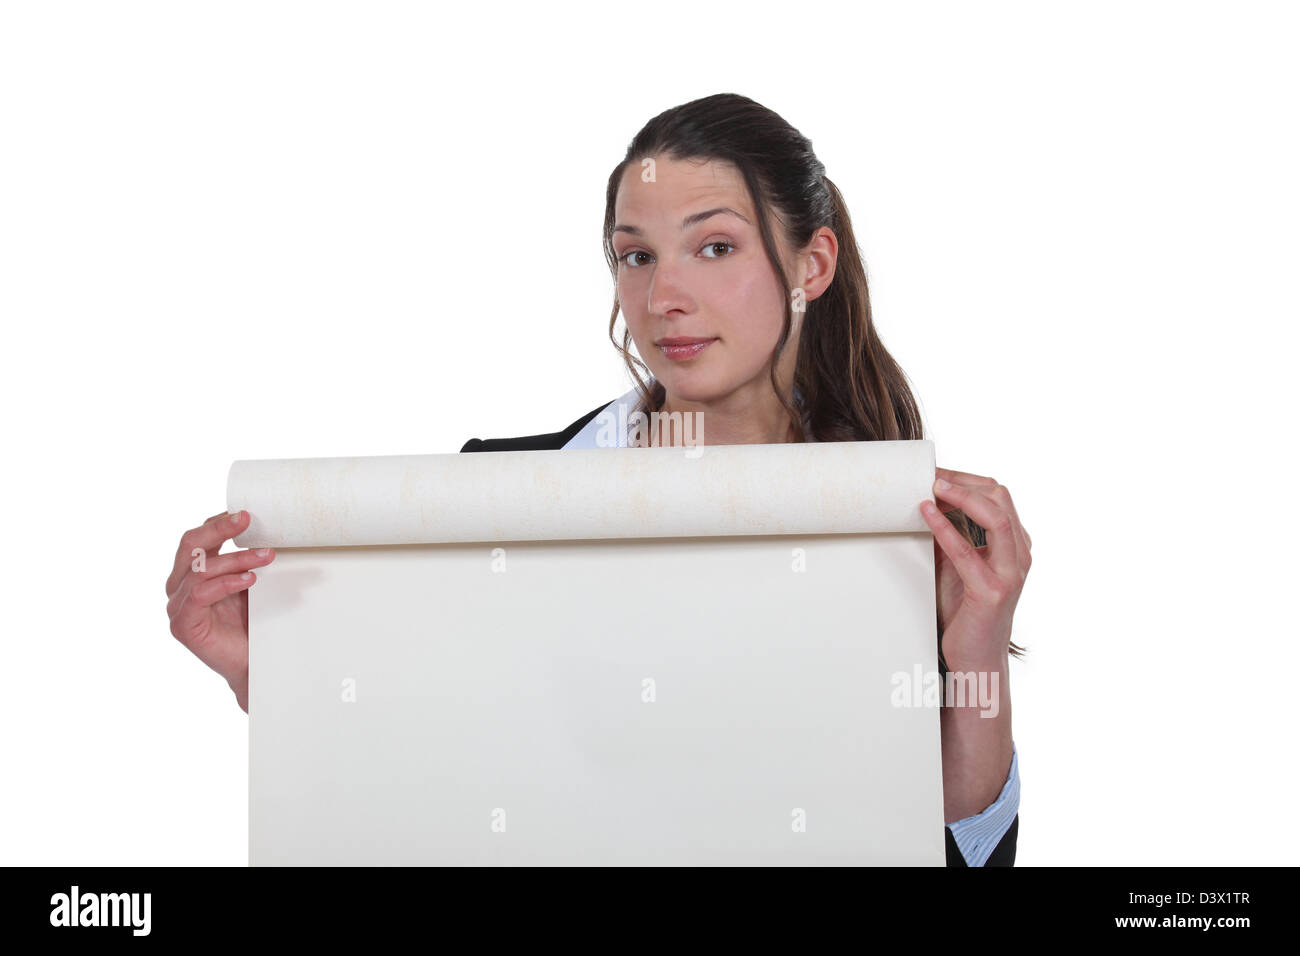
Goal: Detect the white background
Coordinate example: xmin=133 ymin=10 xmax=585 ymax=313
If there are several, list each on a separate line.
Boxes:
xmin=2 ymin=0 xmax=1295 ymax=866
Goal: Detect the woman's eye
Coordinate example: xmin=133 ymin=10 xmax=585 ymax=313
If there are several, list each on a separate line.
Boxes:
xmin=617 ymin=243 xmax=732 ymax=268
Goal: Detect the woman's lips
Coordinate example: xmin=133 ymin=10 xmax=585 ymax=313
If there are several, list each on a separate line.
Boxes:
xmin=657 ymin=337 xmax=718 ymax=361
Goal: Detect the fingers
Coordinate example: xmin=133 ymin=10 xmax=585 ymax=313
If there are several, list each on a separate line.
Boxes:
xmin=188 ymin=569 xmax=258 ymax=610
xmin=166 ymin=546 xmax=275 ymax=619
xmin=168 ymin=572 xmax=254 ymax=676
xmin=973 ymin=481 xmax=1031 ymax=575
xmin=935 ymin=466 xmax=997 ymax=488
xmin=996 ymin=485 xmax=1031 ymax=561
xmin=936 ymin=466 xmax=1032 ymax=556
xmin=205 ymin=546 xmax=275 ymax=577
xmin=167 ymin=510 xmax=249 ymax=597
xmin=930 ymin=478 xmax=1022 ymax=581
xmin=920 ymin=498 xmax=999 ymax=594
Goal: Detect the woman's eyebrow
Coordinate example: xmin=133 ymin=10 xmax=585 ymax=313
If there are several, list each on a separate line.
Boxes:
xmin=613 ymin=207 xmax=751 ymax=236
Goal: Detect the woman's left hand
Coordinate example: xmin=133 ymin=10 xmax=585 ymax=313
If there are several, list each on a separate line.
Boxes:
xmin=920 ymin=467 xmax=1032 ymax=668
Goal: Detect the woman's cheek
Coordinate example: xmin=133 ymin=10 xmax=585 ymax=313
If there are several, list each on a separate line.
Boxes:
xmin=724 ymin=284 xmax=783 ymax=357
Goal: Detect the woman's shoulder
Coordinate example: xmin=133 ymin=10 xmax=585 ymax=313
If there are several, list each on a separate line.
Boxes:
xmin=459 ymin=397 xmax=621 ymax=453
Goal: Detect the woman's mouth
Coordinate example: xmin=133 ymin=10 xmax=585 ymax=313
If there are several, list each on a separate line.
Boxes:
xmin=656 ymin=337 xmax=718 ymax=361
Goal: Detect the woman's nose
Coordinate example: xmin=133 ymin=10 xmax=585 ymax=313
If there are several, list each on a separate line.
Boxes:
xmin=646 ymin=261 xmax=694 ymax=316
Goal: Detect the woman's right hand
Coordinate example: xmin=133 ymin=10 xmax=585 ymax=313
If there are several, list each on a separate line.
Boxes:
xmin=166 ymin=510 xmax=276 ymax=713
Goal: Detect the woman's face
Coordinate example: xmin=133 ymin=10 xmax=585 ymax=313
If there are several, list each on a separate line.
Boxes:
xmin=612 ymin=156 xmax=805 ymax=409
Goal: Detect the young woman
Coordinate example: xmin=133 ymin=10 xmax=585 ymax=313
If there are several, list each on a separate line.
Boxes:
xmin=166 ymin=93 xmax=1032 ymax=866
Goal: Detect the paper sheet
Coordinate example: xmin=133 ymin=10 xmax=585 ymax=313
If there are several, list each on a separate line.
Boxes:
xmin=230 ymin=439 xmax=946 ymax=865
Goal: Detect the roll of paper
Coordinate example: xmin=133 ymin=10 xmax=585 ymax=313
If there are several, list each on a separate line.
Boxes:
xmin=238 ymin=437 xmax=946 ymax=865
xmin=227 ymin=440 xmax=936 ymax=548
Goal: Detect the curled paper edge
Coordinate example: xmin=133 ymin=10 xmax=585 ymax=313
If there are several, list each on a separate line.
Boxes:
xmin=227 ymin=440 xmax=936 ymax=549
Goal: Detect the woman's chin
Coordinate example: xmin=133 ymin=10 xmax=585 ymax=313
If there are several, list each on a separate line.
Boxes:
xmin=658 ymin=378 xmax=726 ymax=405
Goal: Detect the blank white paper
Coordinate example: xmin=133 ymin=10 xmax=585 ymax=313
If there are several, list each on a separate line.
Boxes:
xmin=229 ymin=439 xmax=946 ymax=865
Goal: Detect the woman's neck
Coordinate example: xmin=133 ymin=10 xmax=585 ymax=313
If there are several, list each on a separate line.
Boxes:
xmin=653 ymin=384 xmax=799 ymax=446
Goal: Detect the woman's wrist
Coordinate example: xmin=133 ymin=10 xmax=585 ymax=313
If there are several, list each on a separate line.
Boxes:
xmin=942 ymin=636 xmax=1011 ymax=676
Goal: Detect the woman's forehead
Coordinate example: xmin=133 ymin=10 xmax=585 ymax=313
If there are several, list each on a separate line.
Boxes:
xmin=615 ymin=157 xmax=753 ymax=223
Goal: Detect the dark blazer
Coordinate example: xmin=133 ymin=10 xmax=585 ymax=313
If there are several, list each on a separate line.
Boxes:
xmin=460 ymin=401 xmax=612 ymax=454
xmin=461 ymin=400 xmax=1018 ymax=867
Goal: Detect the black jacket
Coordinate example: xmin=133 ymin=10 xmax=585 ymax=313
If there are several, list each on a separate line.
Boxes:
xmin=461 ymin=400 xmax=1018 ymax=866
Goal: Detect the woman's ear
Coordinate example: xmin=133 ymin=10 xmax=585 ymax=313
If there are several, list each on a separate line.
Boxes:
xmin=798 ymin=227 xmax=839 ymax=302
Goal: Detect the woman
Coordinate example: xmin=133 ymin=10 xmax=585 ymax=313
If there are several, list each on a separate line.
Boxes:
xmin=166 ymin=93 xmax=1031 ymax=866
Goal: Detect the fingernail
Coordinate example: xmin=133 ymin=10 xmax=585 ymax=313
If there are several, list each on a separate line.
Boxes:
xmin=255 ymin=548 xmax=270 ymax=557
xmin=934 ymin=478 xmax=951 ymax=491
xmin=230 ymin=510 xmax=243 ymax=522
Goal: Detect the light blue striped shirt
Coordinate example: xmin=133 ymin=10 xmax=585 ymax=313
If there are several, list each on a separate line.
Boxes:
xmin=564 ymin=386 xmax=1021 ymax=866
xmin=947 ymin=743 xmax=1019 ymax=866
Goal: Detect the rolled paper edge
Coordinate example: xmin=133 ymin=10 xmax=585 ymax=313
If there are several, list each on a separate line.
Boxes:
xmin=227 ymin=440 xmax=936 ymax=549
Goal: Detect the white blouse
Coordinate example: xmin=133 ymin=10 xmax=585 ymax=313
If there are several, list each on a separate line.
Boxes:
xmin=561 ymin=384 xmax=815 ymax=449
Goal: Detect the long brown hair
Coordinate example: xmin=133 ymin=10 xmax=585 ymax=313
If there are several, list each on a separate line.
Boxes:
xmin=601 ymin=93 xmax=1024 ymax=661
